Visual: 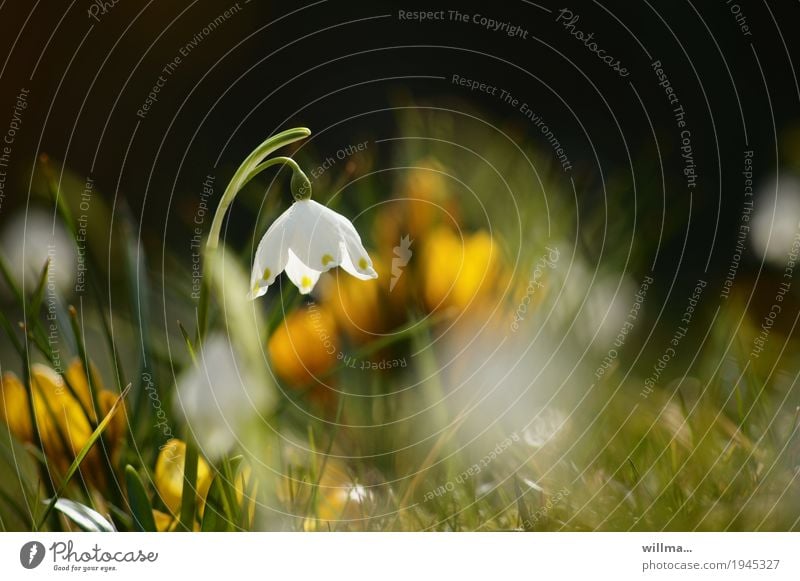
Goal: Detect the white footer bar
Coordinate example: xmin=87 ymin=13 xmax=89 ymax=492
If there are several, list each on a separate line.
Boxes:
xmin=1 ymin=532 xmax=797 ymax=580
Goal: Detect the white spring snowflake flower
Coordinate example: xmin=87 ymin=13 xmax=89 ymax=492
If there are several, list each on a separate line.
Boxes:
xmin=174 ymin=334 xmax=265 ymax=459
xmin=249 ymin=198 xmax=377 ymax=298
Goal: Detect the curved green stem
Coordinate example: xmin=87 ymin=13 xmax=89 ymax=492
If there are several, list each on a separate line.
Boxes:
xmin=245 ymin=156 xmax=310 ymax=198
xmin=196 ymin=127 xmax=311 ymax=344
xmin=206 ymin=127 xmax=311 ymax=251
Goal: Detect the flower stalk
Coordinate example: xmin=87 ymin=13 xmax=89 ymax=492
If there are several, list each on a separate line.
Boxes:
xmin=205 ymin=127 xmax=312 ymax=252
xmin=196 ymin=127 xmax=312 ymax=342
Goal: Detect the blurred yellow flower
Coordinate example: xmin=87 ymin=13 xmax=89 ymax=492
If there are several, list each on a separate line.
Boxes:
xmin=0 ymin=359 xmax=125 ymax=484
xmin=152 ymin=509 xmax=178 ymax=532
xmin=268 ymin=305 xmax=339 ymax=387
xmin=396 ymin=161 xmax=459 ymax=240
xmin=372 ymin=160 xmax=459 ymax=277
xmin=64 ymin=359 xmax=126 ymax=452
xmin=0 ymin=370 xmax=33 ymax=442
xmin=320 ymin=258 xmax=399 ymax=344
xmin=420 ymin=227 xmax=505 ymax=312
xmin=152 ymin=441 xmax=256 ymax=531
xmin=153 ymin=438 xmax=212 ymax=518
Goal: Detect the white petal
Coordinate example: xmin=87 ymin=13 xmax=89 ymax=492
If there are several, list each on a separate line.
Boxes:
xmin=284 ymin=249 xmax=322 ymax=294
xmin=287 ymin=200 xmax=344 ymax=272
xmin=249 ymin=198 xmax=377 ymax=298
xmin=335 ymin=218 xmax=378 ymax=280
xmin=249 ymin=206 xmax=294 ymax=299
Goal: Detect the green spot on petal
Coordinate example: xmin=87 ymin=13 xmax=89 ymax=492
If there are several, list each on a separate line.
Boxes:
xmin=358 ymin=257 xmax=368 ymax=270
xmin=301 ymin=275 xmax=312 ymax=288
xmin=262 ymin=268 xmax=272 ymax=281
xmin=322 ymin=254 xmax=334 ymax=266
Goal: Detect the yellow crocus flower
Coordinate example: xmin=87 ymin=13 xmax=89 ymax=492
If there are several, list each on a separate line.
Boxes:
xmin=0 ymin=371 xmax=33 ymax=442
xmin=154 ymin=439 xmax=212 ymax=518
xmin=320 ymin=259 xmax=389 ymax=344
xmin=152 ymin=440 xmax=256 ymax=530
xmin=421 ymin=227 xmax=505 ymax=312
xmin=152 ymin=509 xmax=178 ymax=532
xmin=267 ymin=305 xmax=339 ymax=387
xmin=0 ymin=360 xmax=125 ymax=484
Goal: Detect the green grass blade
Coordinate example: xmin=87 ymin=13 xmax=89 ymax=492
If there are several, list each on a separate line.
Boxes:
xmin=121 ymin=204 xmax=156 ymax=431
xmin=0 ymin=311 xmax=24 ymax=357
xmin=218 ymin=456 xmax=244 ymax=527
xmin=200 ymin=457 xmax=246 ymax=531
xmin=177 ymin=321 xmax=197 ymax=363
xmin=178 ymin=436 xmax=199 ymax=531
xmin=125 ymin=465 xmax=157 ymax=532
xmin=67 ymin=305 xmax=103 ymax=422
xmin=27 ymin=259 xmax=51 ymax=319
xmin=39 ymin=154 xmax=78 ymax=235
xmin=66 ymin=305 xmax=122 ymax=503
xmin=0 ymin=429 xmax=38 ymax=529
xmin=201 ymin=473 xmax=234 ymax=532
xmin=0 ymin=252 xmax=22 ymax=305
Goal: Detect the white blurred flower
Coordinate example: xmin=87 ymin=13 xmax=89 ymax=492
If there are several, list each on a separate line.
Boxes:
xmin=523 ymin=408 xmax=567 ymax=448
xmin=544 ymin=246 xmax=592 ymax=332
xmin=249 ymin=199 xmax=377 ymax=298
xmin=439 ymin=312 xmax=583 ymax=446
xmin=174 ymin=334 xmax=266 ymax=459
xmin=545 ymin=250 xmax=636 ymax=350
xmin=752 ymin=175 xmax=800 ymax=266
xmin=578 ymin=275 xmax=636 ymax=349
xmin=0 ymin=208 xmax=75 ymax=294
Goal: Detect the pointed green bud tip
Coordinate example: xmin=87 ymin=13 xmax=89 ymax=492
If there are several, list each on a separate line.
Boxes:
xmin=291 ymin=167 xmax=312 ymax=201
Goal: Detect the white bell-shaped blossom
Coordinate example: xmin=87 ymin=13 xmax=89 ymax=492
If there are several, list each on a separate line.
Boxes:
xmin=249 ymin=199 xmax=377 ymax=298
